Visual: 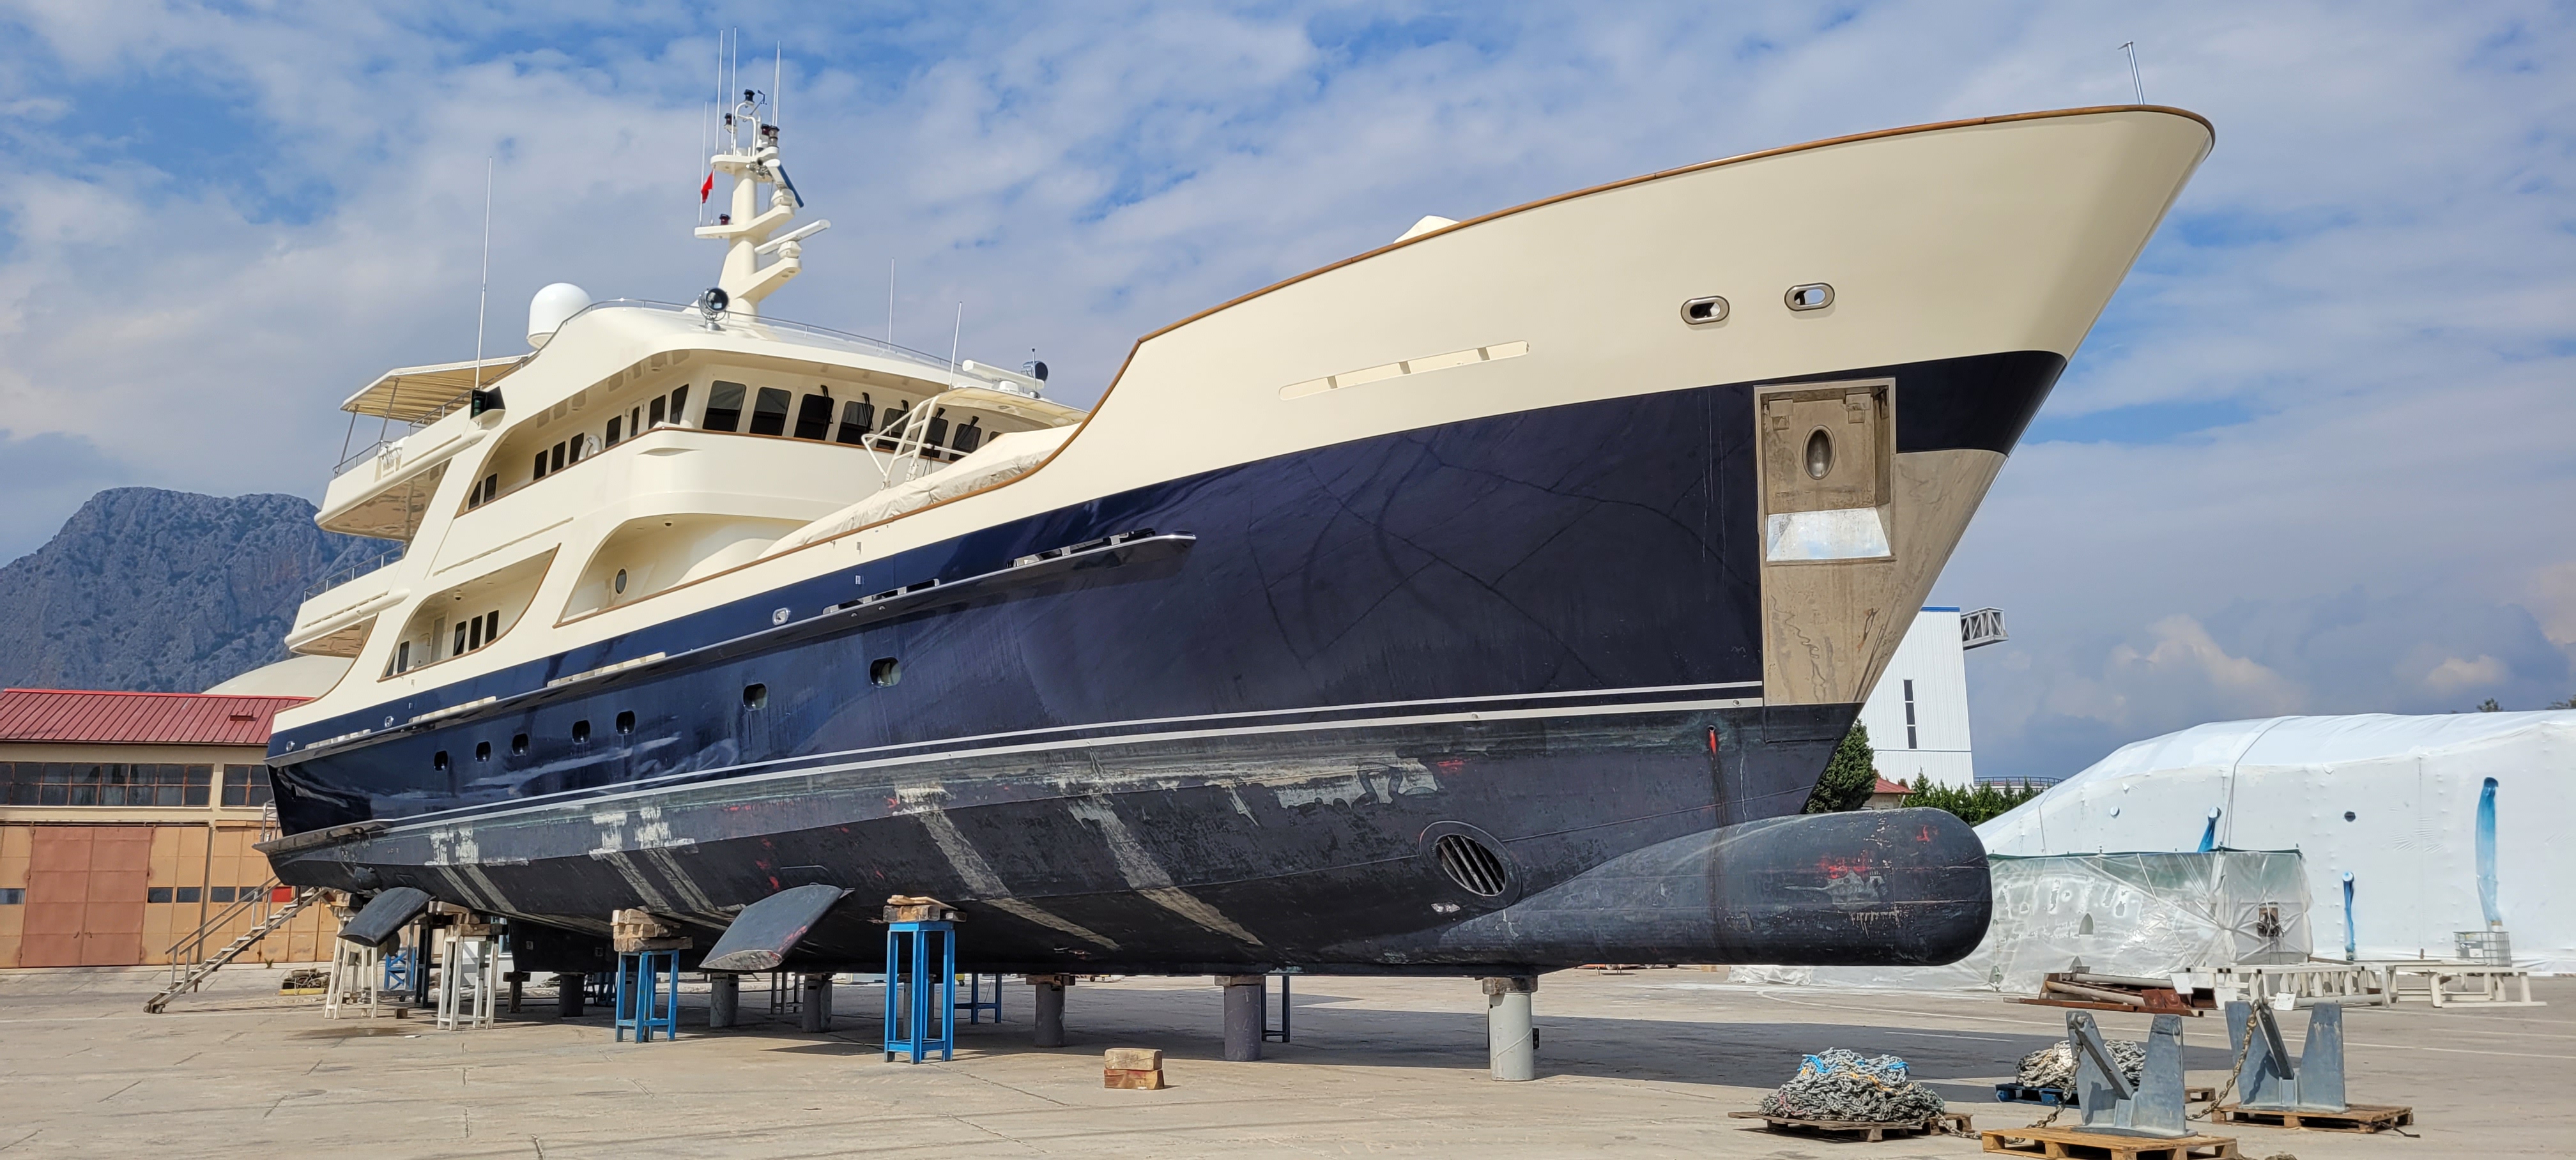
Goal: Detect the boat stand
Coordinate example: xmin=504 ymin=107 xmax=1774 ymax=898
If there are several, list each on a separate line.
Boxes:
xmin=884 ymin=920 xmax=956 ymax=1062
xmin=613 ymin=950 xmax=680 ymax=1042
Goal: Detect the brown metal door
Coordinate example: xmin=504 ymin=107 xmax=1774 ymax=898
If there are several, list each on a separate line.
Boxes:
xmin=81 ymin=827 xmax=151 ymax=966
xmin=20 ymin=827 xmax=92 ymax=967
xmin=18 ymin=827 xmax=153 ymax=967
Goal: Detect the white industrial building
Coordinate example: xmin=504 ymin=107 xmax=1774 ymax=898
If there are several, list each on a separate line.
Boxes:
xmin=1855 ymin=606 xmax=2004 ymax=788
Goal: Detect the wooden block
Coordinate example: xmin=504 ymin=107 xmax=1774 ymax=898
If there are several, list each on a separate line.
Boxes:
xmin=1103 ymin=1047 xmax=1163 ymax=1070
xmin=1103 ymin=1068 xmax=1165 ymax=1090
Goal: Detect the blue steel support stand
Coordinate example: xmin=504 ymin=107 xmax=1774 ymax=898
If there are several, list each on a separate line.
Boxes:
xmin=614 ymin=950 xmax=680 ymax=1043
xmin=957 ymin=973 xmax=1003 ymax=1025
xmin=381 ymin=947 xmax=415 ymax=993
xmin=884 ymin=921 xmax=956 ymax=1063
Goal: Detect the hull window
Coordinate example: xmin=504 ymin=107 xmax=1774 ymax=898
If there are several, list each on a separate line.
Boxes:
xmin=793 ymin=393 xmax=834 ymax=440
xmin=703 ymin=381 xmax=746 ymax=432
xmin=433 ymin=751 xmax=449 ymax=772
xmin=510 ymin=733 xmax=528 ymax=756
xmin=615 ymin=710 xmax=635 ymax=735
xmin=474 ymin=741 xmax=491 ymax=762
xmin=572 ymin=719 xmax=591 ymax=744
xmin=749 ymin=387 xmax=792 ymax=436
xmin=870 ymin=658 xmax=901 ymax=687
xmin=742 ymin=683 xmax=769 ymax=708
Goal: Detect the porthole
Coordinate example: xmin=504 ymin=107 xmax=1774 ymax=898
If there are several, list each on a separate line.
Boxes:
xmin=613 ymin=569 xmax=627 ymax=595
xmin=870 ymin=658 xmax=902 ymax=688
xmin=1434 ymin=833 xmax=1508 ymax=897
xmin=1804 ymin=429 xmax=1833 ymax=479
xmin=743 ymin=683 xmax=769 ymax=709
xmin=2344 ymin=811 xmax=2357 ymax=822
xmin=616 ymin=710 xmax=636 ymax=735
xmin=1785 ymin=282 xmax=1834 ymax=311
xmin=433 ymin=751 xmax=449 ymax=772
xmin=475 ymin=741 xmax=491 ymax=762
xmin=572 ymin=719 xmax=592 ymax=743
xmin=511 ymin=733 xmax=529 ymax=756
xmin=1679 ymin=295 xmax=1729 ymax=326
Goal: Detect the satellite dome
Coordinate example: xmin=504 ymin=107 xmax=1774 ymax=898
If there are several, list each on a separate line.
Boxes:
xmin=526 ymin=282 xmax=594 ymax=348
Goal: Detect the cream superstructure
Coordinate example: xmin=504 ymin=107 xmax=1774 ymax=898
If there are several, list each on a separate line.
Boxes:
xmin=278 ymin=106 xmax=2212 ymax=737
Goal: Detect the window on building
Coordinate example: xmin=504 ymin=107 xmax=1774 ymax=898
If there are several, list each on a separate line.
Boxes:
xmin=749 ymin=386 xmax=793 ymax=436
xmin=793 ymin=393 xmax=834 ymax=440
xmin=174 ymin=886 xmax=201 ymax=904
xmin=1903 ymin=679 xmax=1918 ymax=750
xmin=3 ymin=761 xmax=206 ymax=807
xmin=703 ymin=381 xmax=746 ymax=432
xmin=146 ymin=887 xmax=171 ymax=904
xmin=222 ymin=765 xmax=273 ymax=808
xmin=209 ymin=886 xmax=237 ymax=904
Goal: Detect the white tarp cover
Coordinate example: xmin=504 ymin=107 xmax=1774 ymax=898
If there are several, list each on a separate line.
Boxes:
xmin=1738 ymin=850 xmax=2310 ymax=993
xmin=1980 ymin=712 xmax=2575 ymax=973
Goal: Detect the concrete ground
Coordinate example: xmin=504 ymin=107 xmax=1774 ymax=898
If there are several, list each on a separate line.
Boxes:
xmin=0 ymin=963 xmax=2565 ymax=1158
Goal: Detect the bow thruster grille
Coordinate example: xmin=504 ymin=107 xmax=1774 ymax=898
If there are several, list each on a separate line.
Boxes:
xmin=1434 ymin=834 xmax=1508 ymax=897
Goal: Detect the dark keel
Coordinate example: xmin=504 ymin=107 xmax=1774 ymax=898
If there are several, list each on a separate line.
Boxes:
xmin=268 ymin=353 xmax=2054 ymax=973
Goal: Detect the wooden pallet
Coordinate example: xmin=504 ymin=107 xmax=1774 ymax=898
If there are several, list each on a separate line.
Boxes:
xmin=2209 ymin=1103 xmax=2413 ymax=1133
xmin=1993 ymin=1084 xmax=2217 ymax=1107
xmin=1727 ymin=1111 xmax=1971 ymax=1143
xmin=1980 ymin=1125 xmax=2238 ymax=1159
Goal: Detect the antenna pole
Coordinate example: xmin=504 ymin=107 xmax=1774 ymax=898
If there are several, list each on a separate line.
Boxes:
xmin=888 ymin=259 xmax=896 ymax=345
xmin=774 ymin=43 xmax=783 ymax=127
xmin=949 ymin=301 xmax=963 ymax=378
xmin=471 ymin=156 xmax=493 ymax=393
xmin=2120 ymin=42 xmax=2144 ymax=103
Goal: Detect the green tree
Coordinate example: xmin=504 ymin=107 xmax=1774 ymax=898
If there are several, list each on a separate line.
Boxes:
xmin=2476 ymin=698 xmax=2503 ymax=712
xmin=1901 ymin=776 xmax=2050 ymax=826
xmin=1802 ymin=722 xmax=1880 ymax=813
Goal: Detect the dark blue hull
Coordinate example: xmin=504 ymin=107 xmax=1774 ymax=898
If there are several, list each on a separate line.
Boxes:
xmin=266 ymin=351 xmax=2055 ymax=972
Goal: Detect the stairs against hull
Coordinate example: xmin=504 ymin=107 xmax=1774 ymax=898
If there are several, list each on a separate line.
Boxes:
xmin=146 ymin=803 xmax=323 ymax=1014
xmin=145 ymin=885 xmax=321 ymax=1013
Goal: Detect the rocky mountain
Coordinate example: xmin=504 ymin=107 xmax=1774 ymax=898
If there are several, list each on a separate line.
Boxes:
xmin=0 ymin=488 xmax=383 ymax=692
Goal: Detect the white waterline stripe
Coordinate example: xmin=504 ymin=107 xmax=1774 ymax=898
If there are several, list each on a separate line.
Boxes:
xmin=370 ymin=679 xmax=1764 ymax=823
xmin=381 ymin=695 xmax=1763 ymax=834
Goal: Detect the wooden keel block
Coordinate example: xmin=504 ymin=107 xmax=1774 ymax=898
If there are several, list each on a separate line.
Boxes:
xmin=1103 ymin=1047 xmax=1165 ymax=1090
xmin=1979 ymin=1125 xmax=2240 ymax=1159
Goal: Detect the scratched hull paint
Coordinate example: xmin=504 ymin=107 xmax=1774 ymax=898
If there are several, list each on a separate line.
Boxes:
xmin=266 ymin=360 xmax=2022 ymax=971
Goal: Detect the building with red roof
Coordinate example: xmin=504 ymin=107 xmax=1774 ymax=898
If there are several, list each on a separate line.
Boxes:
xmin=1 ymin=688 xmax=335 ymax=969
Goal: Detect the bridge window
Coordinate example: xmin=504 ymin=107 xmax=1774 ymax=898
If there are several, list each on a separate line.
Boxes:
xmin=703 ymin=381 xmax=746 ymax=432
xmin=648 ymin=394 xmax=667 ymax=428
xmin=951 ymin=416 xmax=984 ymax=455
xmin=749 ymin=386 xmax=792 ymax=436
xmin=604 ymin=415 xmax=622 ymax=447
xmin=794 ymin=393 xmax=834 ymax=440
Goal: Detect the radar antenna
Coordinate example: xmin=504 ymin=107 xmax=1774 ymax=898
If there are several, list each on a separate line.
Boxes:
xmin=694 ymin=50 xmax=827 ymax=318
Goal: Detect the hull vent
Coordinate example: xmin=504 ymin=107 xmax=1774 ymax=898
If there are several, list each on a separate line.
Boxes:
xmin=1435 ymin=834 xmax=1509 ymax=897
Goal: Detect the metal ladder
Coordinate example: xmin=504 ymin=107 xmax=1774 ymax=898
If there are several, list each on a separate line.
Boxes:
xmin=145 ymin=885 xmax=321 ymax=1013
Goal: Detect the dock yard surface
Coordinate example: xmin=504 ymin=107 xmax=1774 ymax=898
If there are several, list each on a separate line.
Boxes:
xmin=1 ymin=966 xmax=2565 ymax=1158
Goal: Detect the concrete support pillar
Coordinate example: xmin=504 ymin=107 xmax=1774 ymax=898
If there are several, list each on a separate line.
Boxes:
xmin=709 ymin=973 xmax=740 ymax=1028
xmin=799 ymin=973 xmax=832 ymax=1032
xmin=555 ymin=973 xmax=585 ymax=1018
xmin=1483 ymin=976 xmax=1537 ymax=1082
xmin=1028 ymin=974 xmax=1072 ymax=1048
xmin=1219 ymin=975 xmax=1266 ymax=1062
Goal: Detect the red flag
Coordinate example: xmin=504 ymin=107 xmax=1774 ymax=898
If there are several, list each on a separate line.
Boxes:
xmin=699 ymin=172 xmax=714 ymax=203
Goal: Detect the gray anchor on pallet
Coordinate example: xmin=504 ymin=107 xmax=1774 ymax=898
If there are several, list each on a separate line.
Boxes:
xmin=2070 ymin=1011 xmax=2190 ymax=1138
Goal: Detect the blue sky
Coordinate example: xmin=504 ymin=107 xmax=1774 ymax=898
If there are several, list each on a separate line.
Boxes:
xmin=1 ymin=1 xmax=2571 ymax=779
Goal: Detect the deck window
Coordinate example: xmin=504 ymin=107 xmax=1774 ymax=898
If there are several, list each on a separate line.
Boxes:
xmin=550 ymin=442 xmax=566 ymax=471
xmin=749 ymin=387 xmax=792 ymax=436
xmin=951 ymin=417 xmax=984 ymax=455
xmin=794 ymin=393 xmax=834 ymax=440
xmin=838 ymin=396 xmax=875 ymax=444
xmin=532 ymin=452 xmax=548 ymax=481
xmin=703 ymin=382 xmax=745 ymax=432
xmin=605 ymin=416 xmax=622 ymax=447
xmin=648 ymin=395 xmax=667 ymax=428
xmin=668 ymin=385 xmax=689 ymax=425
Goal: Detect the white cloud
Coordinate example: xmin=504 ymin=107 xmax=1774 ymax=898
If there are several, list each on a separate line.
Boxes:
xmin=2420 ymin=654 xmax=2508 ymax=695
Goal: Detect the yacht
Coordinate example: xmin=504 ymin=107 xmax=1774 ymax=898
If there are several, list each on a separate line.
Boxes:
xmin=264 ymin=100 xmax=2212 ymax=974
